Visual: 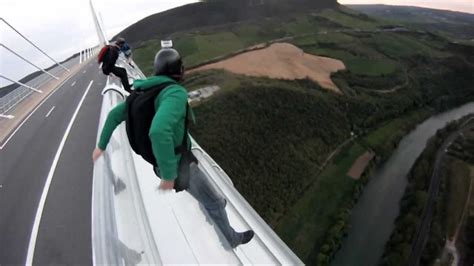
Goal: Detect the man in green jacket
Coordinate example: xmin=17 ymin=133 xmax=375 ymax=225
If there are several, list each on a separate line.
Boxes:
xmin=92 ymin=48 xmax=254 ymax=248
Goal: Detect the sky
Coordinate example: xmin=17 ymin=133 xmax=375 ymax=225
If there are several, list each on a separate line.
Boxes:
xmin=1 ymin=0 xmax=473 ymax=87
xmin=0 ymin=0 xmax=197 ymax=86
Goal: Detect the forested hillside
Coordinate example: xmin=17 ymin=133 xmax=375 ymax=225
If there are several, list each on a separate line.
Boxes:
xmin=115 ymin=0 xmax=337 ymax=45
xmin=382 ymin=116 xmax=474 ymax=266
xmin=127 ymin=2 xmax=474 ymax=264
xmin=348 ymin=5 xmax=474 ymax=42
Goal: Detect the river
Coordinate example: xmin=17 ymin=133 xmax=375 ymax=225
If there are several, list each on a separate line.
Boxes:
xmin=332 ymin=102 xmax=474 ymax=266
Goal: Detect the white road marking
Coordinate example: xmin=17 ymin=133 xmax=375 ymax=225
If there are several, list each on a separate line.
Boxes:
xmin=71 ymin=81 xmax=76 ymax=87
xmin=45 ymin=106 xmax=56 ymax=118
xmin=0 ymin=71 xmax=77 ymax=150
xmin=83 ymin=70 xmax=87 ymax=74
xmin=25 ymin=80 xmax=94 ymax=265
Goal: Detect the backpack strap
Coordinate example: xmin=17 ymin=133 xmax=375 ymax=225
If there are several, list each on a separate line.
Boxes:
xmin=174 ymin=103 xmax=190 ymax=155
xmin=125 ymin=81 xmax=176 ymax=165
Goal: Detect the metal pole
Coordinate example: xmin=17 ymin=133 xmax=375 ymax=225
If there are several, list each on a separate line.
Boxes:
xmin=0 ymin=44 xmax=59 ymax=80
xmin=0 ymin=18 xmax=70 ymax=72
xmin=0 ymin=75 xmax=43 ymax=93
xmin=91 ymin=0 xmax=108 ymax=46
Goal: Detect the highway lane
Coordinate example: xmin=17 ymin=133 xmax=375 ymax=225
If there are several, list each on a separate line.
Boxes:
xmin=33 ymin=67 xmax=104 ymax=265
xmin=0 ymin=60 xmax=106 ymax=264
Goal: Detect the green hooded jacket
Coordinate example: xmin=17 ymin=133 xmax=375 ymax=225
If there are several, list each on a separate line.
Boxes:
xmin=98 ymin=75 xmax=193 ymax=181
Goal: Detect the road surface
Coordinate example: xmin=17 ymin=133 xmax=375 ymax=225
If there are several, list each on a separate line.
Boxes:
xmin=408 ymin=119 xmax=474 ymax=266
xmin=0 ymin=60 xmax=106 ymax=264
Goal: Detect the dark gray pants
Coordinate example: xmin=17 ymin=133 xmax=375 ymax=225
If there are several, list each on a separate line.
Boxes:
xmin=110 ymin=66 xmax=131 ymax=93
xmin=185 ymin=163 xmax=241 ymax=247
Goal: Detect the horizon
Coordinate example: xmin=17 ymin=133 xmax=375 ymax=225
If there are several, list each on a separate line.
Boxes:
xmin=339 ymin=0 xmax=473 ymax=14
xmin=1 ymin=0 xmax=473 ymax=88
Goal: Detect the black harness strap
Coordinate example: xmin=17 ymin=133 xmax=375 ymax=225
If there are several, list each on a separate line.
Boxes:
xmin=174 ymin=103 xmax=190 ymax=155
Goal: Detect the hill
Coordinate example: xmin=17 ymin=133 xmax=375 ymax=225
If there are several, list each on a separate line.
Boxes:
xmin=124 ymin=3 xmax=474 ymax=264
xmin=0 ymin=53 xmax=78 ymax=97
xmin=190 ymin=42 xmax=346 ymax=92
xmin=381 ymin=115 xmax=474 ymax=266
xmin=348 ymin=5 xmax=474 ymax=42
xmin=114 ymin=0 xmax=337 ymax=45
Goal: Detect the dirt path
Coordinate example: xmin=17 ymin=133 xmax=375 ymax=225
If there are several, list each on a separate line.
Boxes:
xmin=408 ymin=121 xmax=474 ymax=266
xmin=374 ymin=68 xmax=409 ymax=94
xmin=448 ymin=168 xmax=474 ymax=265
xmin=191 ymin=42 xmax=346 ymax=93
xmin=347 ymin=151 xmax=375 ymax=179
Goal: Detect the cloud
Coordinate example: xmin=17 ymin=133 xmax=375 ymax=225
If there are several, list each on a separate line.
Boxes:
xmin=338 ymin=0 xmax=474 ymax=13
xmin=1 ymin=0 xmax=197 ymax=86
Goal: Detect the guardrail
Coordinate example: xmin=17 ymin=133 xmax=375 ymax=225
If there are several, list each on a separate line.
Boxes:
xmin=0 ymin=17 xmax=100 ymax=118
xmin=0 ymin=49 xmax=99 ymax=118
xmin=0 ymin=59 xmax=73 ymax=115
xmin=91 ymin=57 xmax=303 ymax=264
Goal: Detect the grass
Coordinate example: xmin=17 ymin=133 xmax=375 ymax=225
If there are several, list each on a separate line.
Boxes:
xmin=346 ymin=58 xmax=399 ymax=76
xmin=275 ymin=142 xmax=366 ymax=261
xmin=133 ymin=8 xmax=450 ymax=77
xmin=445 ymin=159 xmax=472 ymax=238
xmin=318 ymin=9 xmax=380 ymax=29
xmin=303 ymin=46 xmax=398 ymax=76
xmin=292 ymin=31 xmax=400 ymax=76
xmin=364 ymin=109 xmax=431 ymax=150
xmin=133 ymin=8 xmax=388 ymax=74
xmin=186 ymin=32 xmax=245 ymax=66
xmin=283 ymin=16 xmax=318 ymax=36
xmin=134 ymin=39 xmax=162 ymax=75
xmin=135 ymin=8 xmax=449 ymax=80
xmin=370 ymin=32 xmax=448 ymax=59
xmin=174 ymin=35 xmax=199 ymax=58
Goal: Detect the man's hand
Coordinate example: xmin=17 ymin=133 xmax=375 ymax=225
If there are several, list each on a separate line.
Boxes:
xmin=92 ymin=147 xmax=104 ymax=162
xmin=159 ymin=180 xmax=175 ymax=190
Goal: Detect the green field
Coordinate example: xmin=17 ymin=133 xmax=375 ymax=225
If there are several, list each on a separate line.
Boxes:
xmin=133 ymin=7 xmax=454 ymax=82
xmin=318 ymin=8 xmax=381 ymax=29
xmin=135 ymin=8 xmax=393 ymax=76
xmin=130 ymin=4 xmax=474 ymax=265
xmin=363 ymin=109 xmax=431 ymax=157
xmin=275 ymin=143 xmax=366 ymax=261
xmin=370 ymin=33 xmax=449 ymax=58
xmin=445 ymin=159 xmax=471 ymax=238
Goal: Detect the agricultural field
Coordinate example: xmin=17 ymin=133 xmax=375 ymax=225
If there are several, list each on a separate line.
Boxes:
xmin=129 ymin=4 xmax=474 ymax=264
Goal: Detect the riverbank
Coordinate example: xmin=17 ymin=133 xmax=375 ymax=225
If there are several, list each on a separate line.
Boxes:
xmin=381 ymin=114 xmax=474 ymax=266
xmin=275 ymin=108 xmax=433 ymax=264
xmin=332 ymin=102 xmax=474 ymax=266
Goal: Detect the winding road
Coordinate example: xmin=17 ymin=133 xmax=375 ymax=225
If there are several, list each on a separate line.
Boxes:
xmin=408 ymin=117 xmax=474 ymax=266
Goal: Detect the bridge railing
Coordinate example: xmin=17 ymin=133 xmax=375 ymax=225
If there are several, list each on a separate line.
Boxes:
xmin=0 ymin=17 xmax=99 ymax=118
xmin=0 ymin=47 xmax=97 ymax=118
xmin=91 ymin=57 xmax=303 ymax=264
